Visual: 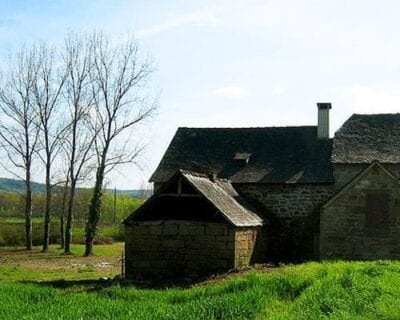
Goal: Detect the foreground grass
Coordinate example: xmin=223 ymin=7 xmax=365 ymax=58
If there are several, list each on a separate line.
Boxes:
xmin=0 ymin=243 xmax=123 ymax=282
xmin=0 ymin=260 xmax=400 ymax=319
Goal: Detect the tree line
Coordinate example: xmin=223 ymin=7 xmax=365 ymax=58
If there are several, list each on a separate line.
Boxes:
xmin=0 ymin=189 xmax=143 ymax=226
xmin=0 ymin=32 xmax=156 ymax=255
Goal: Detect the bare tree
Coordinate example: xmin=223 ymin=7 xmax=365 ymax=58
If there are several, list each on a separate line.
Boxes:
xmin=59 ymin=182 xmax=68 ymax=248
xmin=0 ymin=48 xmax=41 ymax=250
xmin=33 ymin=45 xmax=67 ymax=252
xmin=53 ymin=170 xmax=69 ymax=249
xmin=84 ymin=34 xmax=157 ymax=256
xmin=62 ymin=34 xmax=97 ymax=254
xmin=0 ymin=32 xmax=156 ymax=254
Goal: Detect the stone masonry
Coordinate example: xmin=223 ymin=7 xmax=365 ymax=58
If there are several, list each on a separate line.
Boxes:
xmin=236 ymin=183 xmax=333 ymax=261
xmin=334 ymin=163 xmax=400 ymax=191
xmin=237 ymin=184 xmax=334 ymax=219
xmin=320 ymin=164 xmax=400 ymax=260
xmin=234 ymin=228 xmax=263 ymax=267
xmin=125 ymin=220 xmax=262 ymax=280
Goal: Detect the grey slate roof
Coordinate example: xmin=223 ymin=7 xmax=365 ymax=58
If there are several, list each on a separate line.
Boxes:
xmin=124 ymin=170 xmax=264 ymax=227
xmin=332 ymin=114 xmax=400 ymax=163
xmin=182 ymin=170 xmax=264 ymax=227
xmin=150 ymin=126 xmax=333 ymax=184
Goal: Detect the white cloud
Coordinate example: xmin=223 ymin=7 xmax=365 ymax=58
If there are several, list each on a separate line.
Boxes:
xmin=136 ymin=5 xmax=224 ymax=38
xmin=272 ymin=86 xmax=284 ymax=96
xmin=135 ymin=1 xmax=286 ymax=39
xmin=342 ymin=86 xmax=400 ymax=114
xmin=135 ymin=0 xmax=307 ymax=39
xmin=213 ymin=86 xmax=250 ymax=99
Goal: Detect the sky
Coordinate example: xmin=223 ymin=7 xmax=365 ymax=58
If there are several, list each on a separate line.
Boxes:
xmin=1 ymin=0 xmax=400 ymax=189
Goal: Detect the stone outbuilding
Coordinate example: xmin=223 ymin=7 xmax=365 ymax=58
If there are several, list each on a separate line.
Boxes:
xmin=320 ymin=161 xmax=400 ymax=259
xmin=123 ymin=170 xmax=264 ymax=280
xmin=148 ymin=110 xmax=334 ymax=262
xmin=124 ymin=103 xmax=400 ymax=280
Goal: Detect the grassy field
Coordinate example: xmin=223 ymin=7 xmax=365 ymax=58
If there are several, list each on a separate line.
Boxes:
xmin=0 ymin=218 xmax=124 ymax=246
xmin=0 ymin=250 xmax=400 ymax=319
xmin=0 ymin=243 xmax=123 ymax=282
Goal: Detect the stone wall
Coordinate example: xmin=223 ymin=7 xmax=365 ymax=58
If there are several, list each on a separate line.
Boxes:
xmin=236 ymin=184 xmax=333 ymax=219
xmin=333 ymin=163 xmax=366 ymax=191
xmin=334 ymin=163 xmax=400 ymax=191
xmin=125 ymin=220 xmax=261 ymax=280
xmin=236 ymin=183 xmax=334 ymax=261
xmin=321 ymin=164 xmax=400 ymax=260
xmin=234 ymin=227 xmax=265 ymax=267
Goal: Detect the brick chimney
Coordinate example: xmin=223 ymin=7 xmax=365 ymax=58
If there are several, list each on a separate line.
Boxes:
xmin=317 ymin=102 xmax=331 ymax=139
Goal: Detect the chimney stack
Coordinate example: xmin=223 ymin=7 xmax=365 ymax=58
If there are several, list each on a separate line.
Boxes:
xmin=317 ymin=102 xmax=331 ymax=139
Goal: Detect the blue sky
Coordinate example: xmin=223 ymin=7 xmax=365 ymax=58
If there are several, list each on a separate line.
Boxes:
xmin=1 ymin=0 xmax=400 ymax=188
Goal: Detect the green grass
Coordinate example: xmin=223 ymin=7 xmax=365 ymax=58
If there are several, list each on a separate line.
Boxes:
xmin=0 ymin=217 xmax=43 ymax=224
xmin=0 ymin=243 xmax=123 ymax=282
xmin=0 ymin=260 xmax=400 ymax=319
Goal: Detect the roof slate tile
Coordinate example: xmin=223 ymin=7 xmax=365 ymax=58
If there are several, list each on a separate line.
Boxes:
xmin=332 ymin=114 xmax=400 ymax=163
xmin=150 ymin=126 xmax=333 ymax=184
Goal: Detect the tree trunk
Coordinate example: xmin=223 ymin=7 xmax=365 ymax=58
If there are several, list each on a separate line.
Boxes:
xmin=25 ymin=168 xmax=33 ymax=251
xmin=64 ymin=180 xmax=76 ymax=254
xmin=59 ymin=179 xmax=68 ymax=249
xmin=60 ymin=214 xmax=64 ymax=249
xmin=84 ymin=162 xmax=105 ymax=256
xmin=42 ymin=157 xmax=51 ymax=252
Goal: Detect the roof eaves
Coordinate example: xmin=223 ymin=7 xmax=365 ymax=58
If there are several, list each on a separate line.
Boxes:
xmin=182 ymin=172 xmax=264 ymax=227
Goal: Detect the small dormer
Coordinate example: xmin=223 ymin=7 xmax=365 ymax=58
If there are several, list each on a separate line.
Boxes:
xmin=234 ymin=152 xmax=252 ymax=164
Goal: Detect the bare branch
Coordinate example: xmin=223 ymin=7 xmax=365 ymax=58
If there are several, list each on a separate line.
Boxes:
xmin=84 ymin=32 xmax=157 ymax=255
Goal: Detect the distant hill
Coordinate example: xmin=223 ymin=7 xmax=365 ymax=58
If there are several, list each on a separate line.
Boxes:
xmin=0 ymin=178 xmax=47 ymax=194
xmin=106 ymin=188 xmax=152 ymax=198
xmin=0 ymin=177 xmax=150 ymax=198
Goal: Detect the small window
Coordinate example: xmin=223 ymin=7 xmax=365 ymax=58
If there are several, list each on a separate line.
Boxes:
xmin=365 ymin=193 xmax=389 ymax=228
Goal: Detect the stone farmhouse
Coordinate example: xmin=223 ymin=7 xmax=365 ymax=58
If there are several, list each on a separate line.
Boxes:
xmin=124 ymin=103 xmax=400 ymax=280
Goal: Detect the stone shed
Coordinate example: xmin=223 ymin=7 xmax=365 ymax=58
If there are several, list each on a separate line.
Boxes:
xmin=320 ymin=161 xmax=400 ymax=260
xmin=123 ymin=170 xmax=264 ymax=280
xmin=129 ymin=105 xmax=400 ymax=264
xmin=149 ymin=110 xmax=334 ymax=262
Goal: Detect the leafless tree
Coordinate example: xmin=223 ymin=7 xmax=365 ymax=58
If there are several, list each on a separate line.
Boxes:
xmin=62 ymin=34 xmax=97 ymax=254
xmin=33 ymin=44 xmax=67 ymax=252
xmin=0 ymin=32 xmax=156 ymax=253
xmin=0 ymin=48 xmax=41 ymax=250
xmin=55 ymin=169 xmax=70 ymax=249
xmin=84 ymin=33 xmax=157 ymax=256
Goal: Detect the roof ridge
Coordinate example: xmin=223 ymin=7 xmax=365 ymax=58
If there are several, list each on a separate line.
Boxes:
xmin=177 ymin=125 xmax=317 ymax=130
xmin=179 ymin=169 xmax=231 ymax=183
xmin=351 ymin=113 xmax=400 ymax=116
